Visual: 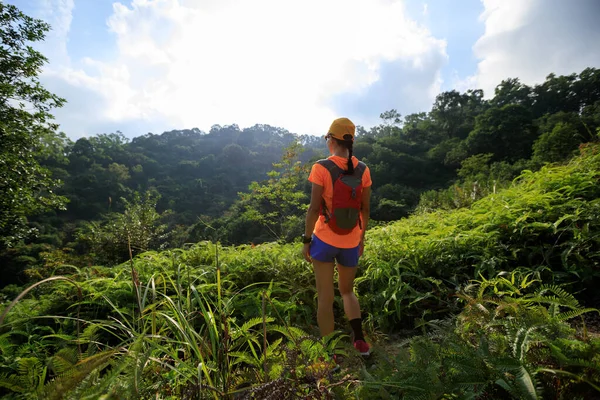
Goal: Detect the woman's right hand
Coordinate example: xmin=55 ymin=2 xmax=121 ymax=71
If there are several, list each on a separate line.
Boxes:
xmin=302 ymin=243 xmax=312 ymax=263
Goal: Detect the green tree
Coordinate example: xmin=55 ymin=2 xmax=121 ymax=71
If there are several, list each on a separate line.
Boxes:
xmin=107 ymin=162 xmax=131 ymax=183
xmin=0 ymin=3 xmax=67 ymax=246
xmin=402 ymin=112 xmax=438 ymax=147
xmin=430 ymin=89 xmax=487 ymax=141
xmin=532 ymin=122 xmax=581 ymax=164
xmin=466 ymin=104 xmax=537 ymax=162
xmin=456 ymin=153 xmax=495 ymax=182
xmin=216 ymin=142 xmax=310 ymax=244
xmin=77 ymin=191 xmax=169 ymax=266
xmin=492 ymin=78 xmax=533 ymax=108
xmin=574 ymin=67 xmax=600 ymax=111
xmin=380 ymin=109 xmax=402 ymax=126
xmin=531 ymin=109 xmax=599 ymax=165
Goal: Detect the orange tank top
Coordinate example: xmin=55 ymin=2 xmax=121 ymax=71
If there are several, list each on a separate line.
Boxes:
xmin=307 ymin=156 xmax=372 ymax=248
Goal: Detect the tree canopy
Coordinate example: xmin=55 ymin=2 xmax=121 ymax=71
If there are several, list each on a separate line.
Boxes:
xmin=0 ymin=2 xmax=67 ymax=247
xmin=1 ymin=2 xmax=600 ymax=279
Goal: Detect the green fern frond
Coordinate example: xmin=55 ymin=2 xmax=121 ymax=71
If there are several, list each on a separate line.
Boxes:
xmin=494 ymin=300 xmax=521 ymax=317
xmin=0 ymin=333 xmax=14 ymax=356
xmin=228 ymin=351 xmax=261 ymax=368
xmin=533 ymin=285 xmax=580 ymax=308
xmin=527 ymin=295 xmax=579 ymax=310
xmin=515 ymin=366 xmax=539 ymax=400
xmin=512 ymin=326 xmax=538 ymax=362
xmin=42 ymin=350 xmax=116 ymax=400
xmin=548 ymin=343 xmax=569 ymax=365
xmin=553 ymin=356 xmax=600 ymax=371
xmin=537 ymin=368 xmax=600 ymax=393
xmin=491 ymin=356 xmax=524 ymax=373
xmin=496 ymin=378 xmax=519 ymax=397
xmin=71 ymin=354 xmax=136 ymax=400
xmin=269 ymin=325 xmax=309 ymax=342
xmin=17 ymin=356 xmax=45 ymax=389
xmin=233 ymin=317 xmax=275 ymax=339
xmin=459 ymin=386 xmax=488 ymax=400
xmin=456 ymin=292 xmax=491 ymax=316
xmin=557 ymin=308 xmax=599 ymax=321
xmin=265 ymin=337 xmax=283 ymax=358
xmin=48 ymin=348 xmax=79 ymax=376
xmin=0 ymin=372 xmax=27 ymax=393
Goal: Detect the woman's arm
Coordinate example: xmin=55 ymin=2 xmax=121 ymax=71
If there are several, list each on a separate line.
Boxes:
xmin=359 ymin=186 xmax=371 ymax=256
xmin=304 ymin=182 xmax=323 ymax=238
xmin=303 ymin=182 xmax=323 ymax=262
xmin=360 ymin=186 xmax=371 ymax=240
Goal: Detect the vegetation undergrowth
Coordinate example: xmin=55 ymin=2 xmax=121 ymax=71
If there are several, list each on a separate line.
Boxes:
xmin=358 ymin=275 xmax=600 ymax=399
xmin=1 ymin=143 xmax=599 ymax=398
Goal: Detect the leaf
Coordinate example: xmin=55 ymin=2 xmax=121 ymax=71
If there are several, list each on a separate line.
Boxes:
xmin=516 ymin=366 xmax=538 ymax=400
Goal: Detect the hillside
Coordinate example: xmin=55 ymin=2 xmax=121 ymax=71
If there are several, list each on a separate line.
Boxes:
xmin=3 ymin=67 xmax=600 ymax=288
xmin=1 ymin=142 xmax=599 ymax=398
xmin=1 ymin=3 xmax=600 ymax=397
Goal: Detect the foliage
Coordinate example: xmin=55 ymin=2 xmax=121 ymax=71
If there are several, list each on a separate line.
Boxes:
xmin=466 ymin=104 xmax=538 ymax=162
xmin=0 ymin=2 xmax=67 ymax=247
xmin=531 ymin=108 xmax=599 ymax=165
xmin=358 ymin=278 xmax=600 ymax=399
xmin=1 ymin=143 xmax=599 ymax=398
xmin=2 ymin=4 xmax=600 ymax=396
xmin=533 ymin=122 xmax=581 ymax=164
xmin=76 ymin=190 xmax=170 ymax=266
xmin=0 ymin=245 xmax=354 ymax=399
xmin=416 ymin=157 xmax=533 ymax=212
xmin=3 ymin=62 xmax=599 ymax=276
xmin=360 ymin=142 xmax=600 ymax=329
xmin=198 ymin=142 xmax=311 ymax=245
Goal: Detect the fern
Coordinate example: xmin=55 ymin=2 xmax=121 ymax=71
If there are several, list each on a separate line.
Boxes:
xmin=511 ymin=326 xmax=538 ymax=362
xmin=42 ymin=350 xmax=116 ymax=400
xmin=515 ymin=366 xmax=539 ymax=400
xmin=71 ymin=350 xmax=137 ymax=400
xmin=0 ymin=372 xmax=27 ymax=393
xmin=533 ymin=285 xmax=581 ymax=308
xmin=48 ymin=347 xmax=79 ymax=376
xmin=556 ymin=308 xmax=599 ymax=321
xmin=233 ymin=316 xmax=275 ymax=340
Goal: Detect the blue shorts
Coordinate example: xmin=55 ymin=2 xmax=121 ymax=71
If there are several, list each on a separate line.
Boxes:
xmin=309 ymin=235 xmax=360 ymax=267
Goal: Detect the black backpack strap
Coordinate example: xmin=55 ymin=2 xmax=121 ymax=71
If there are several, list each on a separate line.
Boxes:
xmin=352 ymin=161 xmax=367 ymax=229
xmin=316 ymin=159 xmax=343 ymax=183
xmin=316 ymin=159 xmax=342 ymax=223
xmin=354 ymin=161 xmax=366 ymax=178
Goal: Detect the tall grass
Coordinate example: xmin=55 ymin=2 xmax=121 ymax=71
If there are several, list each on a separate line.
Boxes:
xmin=1 ymin=143 xmax=599 ymax=398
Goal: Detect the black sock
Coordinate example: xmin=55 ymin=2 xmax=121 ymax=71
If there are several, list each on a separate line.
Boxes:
xmin=349 ymin=318 xmax=365 ymax=342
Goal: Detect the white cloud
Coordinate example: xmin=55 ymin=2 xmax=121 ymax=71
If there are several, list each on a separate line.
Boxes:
xmin=37 ymin=0 xmax=447 ymax=137
xmin=32 ymin=0 xmax=74 ymax=65
xmin=463 ymin=0 xmax=600 ymax=97
xmin=330 ymin=48 xmax=446 ymax=127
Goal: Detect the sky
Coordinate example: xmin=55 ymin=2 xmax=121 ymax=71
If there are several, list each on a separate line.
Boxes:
xmin=11 ymin=0 xmax=600 ymax=139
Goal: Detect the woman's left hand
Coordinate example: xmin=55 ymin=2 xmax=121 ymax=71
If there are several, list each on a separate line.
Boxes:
xmin=359 ymin=239 xmax=364 ymax=257
xmin=302 ymin=243 xmax=312 ymax=263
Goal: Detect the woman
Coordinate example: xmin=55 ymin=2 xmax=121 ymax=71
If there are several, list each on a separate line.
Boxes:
xmin=302 ymin=117 xmax=372 ymax=356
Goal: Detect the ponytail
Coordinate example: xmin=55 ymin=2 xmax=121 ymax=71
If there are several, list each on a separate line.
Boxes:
xmin=345 ymin=140 xmax=354 ymax=175
xmin=333 ymin=135 xmax=355 ymax=175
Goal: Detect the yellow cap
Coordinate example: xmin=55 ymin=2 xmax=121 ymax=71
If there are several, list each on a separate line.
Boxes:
xmin=327 ymin=117 xmax=355 ymax=141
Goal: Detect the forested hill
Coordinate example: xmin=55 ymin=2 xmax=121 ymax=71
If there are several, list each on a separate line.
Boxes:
xmin=1 ymin=0 xmax=600 ymax=280
xmin=2 ymin=67 xmax=598 ymax=282
xmin=3 ymin=4 xmax=600 ymax=397
xmin=42 ymin=68 xmax=600 ymax=225
xmin=49 ymin=125 xmax=324 ymax=224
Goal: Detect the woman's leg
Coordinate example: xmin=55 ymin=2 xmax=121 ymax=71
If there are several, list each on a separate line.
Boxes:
xmin=338 ymin=263 xmax=369 ymax=355
xmin=337 ymin=264 xmax=360 ymax=320
xmin=313 ymin=260 xmax=336 ymax=337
